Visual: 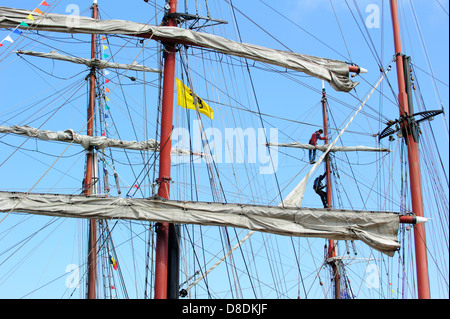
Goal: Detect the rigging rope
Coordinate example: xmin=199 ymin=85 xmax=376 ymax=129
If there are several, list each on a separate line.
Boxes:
xmin=282 ymin=67 xmax=391 ymax=207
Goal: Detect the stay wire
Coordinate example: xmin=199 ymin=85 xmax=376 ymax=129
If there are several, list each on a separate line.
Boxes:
xmin=228 ymin=0 xmax=284 ymax=205
xmin=256 ymin=0 xmax=349 ymax=61
xmin=16 ymin=54 xmax=87 ymax=81
xmin=178 ymin=49 xmax=228 ymax=203
xmin=346 ymin=0 xmax=384 ymax=69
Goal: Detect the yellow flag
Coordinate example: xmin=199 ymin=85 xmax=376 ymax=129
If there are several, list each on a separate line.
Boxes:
xmin=27 ymin=14 xmax=35 ymax=20
xmin=176 ymin=78 xmax=213 ymax=120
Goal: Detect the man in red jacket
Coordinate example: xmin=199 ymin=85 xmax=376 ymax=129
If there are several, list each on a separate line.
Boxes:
xmin=309 ymin=129 xmax=325 ymax=164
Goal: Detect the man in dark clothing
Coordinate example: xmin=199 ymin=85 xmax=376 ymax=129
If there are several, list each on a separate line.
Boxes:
xmin=313 ymin=173 xmax=328 ymax=208
xmin=309 ymin=129 xmax=326 ymax=164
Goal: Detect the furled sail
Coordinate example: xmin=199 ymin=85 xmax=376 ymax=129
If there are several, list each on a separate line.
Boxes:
xmin=0 ymin=125 xmax=198 ymax=156
xmin=0 ymin=191 xmax=400 ymax=256
xmin=267 ymin=142 xmax=391 ymax=152
xmin=15 ymin=50 xmax=162 ymax=73
xmin=0 ymin=6 xmax=358 ymax=92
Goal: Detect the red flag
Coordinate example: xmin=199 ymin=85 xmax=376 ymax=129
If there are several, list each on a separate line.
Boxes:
xmin=105 ymin=79 xmax=109 ymax=84
xmin=40 ymin=1 xmax=50 ymax=6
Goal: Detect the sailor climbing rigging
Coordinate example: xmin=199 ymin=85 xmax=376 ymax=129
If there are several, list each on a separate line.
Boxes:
xmin=309 ymin=129 xmax=326 ymax=164
xmin=313 ymin=173 xmax=328 ymax=208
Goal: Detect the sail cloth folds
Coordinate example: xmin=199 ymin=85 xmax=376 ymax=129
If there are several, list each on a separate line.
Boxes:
xmin=0 ymin=191 xmax=400 ymax=256
xmin=0 ymin=125 xmax=195 ymax=155
xmin=0 ymin=6 xmax=358 ymax=92
xmin=15 ymin=50 xmax=162 ymax=73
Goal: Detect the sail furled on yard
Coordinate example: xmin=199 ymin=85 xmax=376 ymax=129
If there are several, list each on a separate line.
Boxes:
xmin=267 ymin=142 xmax=391 ymax=153
xmin=15 ymin=50 xmax=162 ymax=73
xmin=0 ymin=6 xmax=358 ymax=92
xmin=0 ymin=125 xmax=196 ymax=155
xmin=0 ymin=191 xmax=400 ymax=256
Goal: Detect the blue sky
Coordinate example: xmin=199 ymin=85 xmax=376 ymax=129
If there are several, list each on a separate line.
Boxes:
xmin=0 ymin=0 xmax=448 ymax=299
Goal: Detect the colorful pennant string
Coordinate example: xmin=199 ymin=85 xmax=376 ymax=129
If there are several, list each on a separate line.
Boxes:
xmin=3 ymin=36 xmax=14 ymax=44
xmin=33 ymin=8 xmax=43 ymax=15
xmin=101 ymin=35 xmax=112 ymax=104
xmin=1 ymin=1 xmax=51 ymax=48
xmin=2 ymin=4 xmax=117 ymax=146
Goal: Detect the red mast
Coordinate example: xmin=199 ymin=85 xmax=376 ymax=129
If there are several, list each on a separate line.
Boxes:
xmin=86 ymin=0 xmax=98 ymax=300
xmin=389 ymin=0 xmax=430 ymax=299
xmin=321 ymin=83 xmax=340 ymax=299
xmin=154 ymin=0 xmax=178 ymax=299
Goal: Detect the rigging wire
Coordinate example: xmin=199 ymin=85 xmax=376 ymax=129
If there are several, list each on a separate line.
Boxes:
xmin=346 ymin=0 xmax=383 ymax=69
xmin=256 ymin=0 xmax=349 ymax=61
xmin=408 ymin=0 xmax=448 ymax=136
xmin=178 ymin=49 xmax=228 ymax=203
xmin=0 ymin=79 xmax=86 ymax=171
xmin=228 ymin=0 xmax=284 ymax=205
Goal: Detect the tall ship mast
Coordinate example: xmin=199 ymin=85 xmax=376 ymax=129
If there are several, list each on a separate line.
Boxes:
xmin=85 ymin=0 xmax=99 ymax=299
xmin=0 ymin=0 xmax=447 ymax=300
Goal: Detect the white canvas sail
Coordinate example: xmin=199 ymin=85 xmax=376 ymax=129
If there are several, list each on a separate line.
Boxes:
xmin=0 ymin=6 xmax=358 ymax=92
xmin=15 ymin=50 xmax=162 ymax=73
xmin=0 ymin=191 xmax=401 ymax=256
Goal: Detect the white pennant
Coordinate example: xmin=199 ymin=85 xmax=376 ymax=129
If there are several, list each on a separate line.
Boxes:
xmin=3 ymin=35 xmax=14 ymax=43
